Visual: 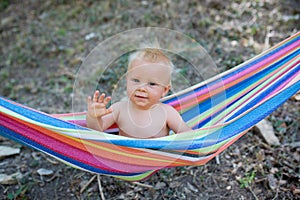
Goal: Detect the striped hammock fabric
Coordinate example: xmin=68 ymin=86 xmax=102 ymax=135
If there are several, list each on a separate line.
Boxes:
xmin=0 ymin=32 xmax=299 ymax=181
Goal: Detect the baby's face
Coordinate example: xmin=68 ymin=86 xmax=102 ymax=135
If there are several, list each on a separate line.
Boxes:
xmin=126 ymin=59 xmax=171 ymax=110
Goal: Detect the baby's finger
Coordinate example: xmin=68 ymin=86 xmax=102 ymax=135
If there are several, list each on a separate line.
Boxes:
xmin=87 ymin=96 xmax=92 ymax=106
xmin=98 ymin=93 xmax=105 ymax=102
xmin=103 ymin=96 xmax=111 ymax=105
xmin=93 ymin=90 xmax=100 ymax=102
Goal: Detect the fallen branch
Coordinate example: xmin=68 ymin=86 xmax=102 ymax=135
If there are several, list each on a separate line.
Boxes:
xmin=97 ymin=174 xmax=106 ymax=200
xmin=80 ymin=175 xmax=96 ymax=194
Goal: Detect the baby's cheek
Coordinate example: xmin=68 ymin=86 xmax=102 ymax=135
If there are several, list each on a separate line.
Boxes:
xmin=126 ymin=88 xmax=134 ymax=98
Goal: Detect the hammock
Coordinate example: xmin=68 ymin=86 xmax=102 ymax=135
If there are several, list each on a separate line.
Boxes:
xmin=0 ymin=32 xmax=299 ymax=181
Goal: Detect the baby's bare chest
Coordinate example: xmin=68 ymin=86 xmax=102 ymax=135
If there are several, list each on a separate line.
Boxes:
xmin=116 ymin=105 xmax=169 ymax=138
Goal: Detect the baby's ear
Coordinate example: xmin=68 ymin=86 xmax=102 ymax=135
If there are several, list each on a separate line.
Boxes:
xmin=162 ymin=84 xmax=171 ymax=97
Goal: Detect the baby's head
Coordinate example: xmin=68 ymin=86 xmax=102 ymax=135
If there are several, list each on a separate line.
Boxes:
xmin=128 ymin=48 xmax=174 ymax=85
xmin=126 ymin=48 xmax=174 ymax=109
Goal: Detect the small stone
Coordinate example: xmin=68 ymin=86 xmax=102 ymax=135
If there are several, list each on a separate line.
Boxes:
xmin=37 ymin=168 xmax=54 ymax=176
xmin=254 ymin=119 xmax=280 ymax=146
xmin=267 ymin=174 xmax=278 ymax=190
xmin=0 ymin=172 xmax=23 ymax=185
xmin=0 ymin=146 xmax=20 ymax=159
xmin=154 ymin=182 xmax=166 ymax=190
xmin=85 ymin=32 xmax=96 ymax=40
xmin=292 ymin=92 xmax=300 ymax=101
xmin=231 ymin=40 xmax=239 ymax=47
xmin=270 ymin=167 xmax=279 ymax=174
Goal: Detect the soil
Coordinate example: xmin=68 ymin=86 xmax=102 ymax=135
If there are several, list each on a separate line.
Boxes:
xmin=0 ymin=0 xmax=299 ymax=199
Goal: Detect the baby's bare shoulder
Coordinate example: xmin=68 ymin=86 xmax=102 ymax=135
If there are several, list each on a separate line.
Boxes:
xmin=111 ymin=101 xmax=127 ymax=111
xmin=160 ymin=103 xmax=178 ymax=113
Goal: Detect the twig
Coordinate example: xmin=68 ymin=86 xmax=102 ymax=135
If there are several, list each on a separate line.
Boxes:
xmin=132 ymin=181 xmax=153 ymax=188
xmin=272 ymin=174 xmax=283 ymax=200
xmin=46 ymin=172 xmax=61 ymax=182
xmin=80 ymin=175 xmax=96 ymax=194
xmin=264 ymin=27 xmax=273 ymax=51
xmin=248 ymin=186 xmax=259 ymax=200
xmin=97 ymin=174 xmax=106 ymax=200
xmin=215 ymin=155 xmax=220 ymax=165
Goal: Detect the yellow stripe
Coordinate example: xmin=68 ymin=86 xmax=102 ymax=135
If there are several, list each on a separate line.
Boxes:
xmin=62 ymin=133 xmax=189 ymax=165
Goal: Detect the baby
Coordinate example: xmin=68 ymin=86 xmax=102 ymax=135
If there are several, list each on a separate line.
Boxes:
xmin=86 ymin=48 xmax=191 ymax=138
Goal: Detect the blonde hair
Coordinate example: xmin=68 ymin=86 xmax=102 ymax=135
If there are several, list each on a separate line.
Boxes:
xmin=128 ymin=48 xmax=174 ymax=73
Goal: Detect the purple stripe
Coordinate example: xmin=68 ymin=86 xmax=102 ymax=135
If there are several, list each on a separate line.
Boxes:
xmin=268 ymin=67 xmax=300 ymax=96
xmin=216 ymin=63 xmax=298 ymax=124
xmin=0 ymin=114 xmax=162 ymax=173
xmin=169 ymin=41 xmax=299 ymax=107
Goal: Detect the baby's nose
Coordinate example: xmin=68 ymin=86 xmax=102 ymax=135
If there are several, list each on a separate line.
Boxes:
xmin=137 ymin=83 xmax=147 ymax=91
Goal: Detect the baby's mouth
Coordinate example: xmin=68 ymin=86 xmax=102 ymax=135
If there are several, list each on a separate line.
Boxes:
xmin=134 ymin=93 xmax=148 ymax=99
xmin=135 ymin=95 xmax=147 ymax=99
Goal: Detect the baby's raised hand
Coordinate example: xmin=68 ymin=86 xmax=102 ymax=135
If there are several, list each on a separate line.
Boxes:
xmin=87 ymin=90 xmax=112 ymax=118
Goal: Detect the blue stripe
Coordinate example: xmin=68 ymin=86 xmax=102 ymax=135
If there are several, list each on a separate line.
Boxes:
xmin=226 ymin=63 xmax=300 ymax=121
xmin=104 ymin=80 xmax=300 ymax=149
xmin=163 ymin=36 xmax=299 ymax=105
xmin=0 ymin=124 xmax=144 ymax=177
xmin=180 ymin=48 xmax=299 ymax=127
xmin=0 ymin=97 xmax=87 ymax=130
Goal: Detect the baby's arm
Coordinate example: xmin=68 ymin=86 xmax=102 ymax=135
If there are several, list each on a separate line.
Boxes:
xmin=165 ymin=105 xmax=192 ymax=133
xmin=86 ymin=90 xmax=115 ymax=131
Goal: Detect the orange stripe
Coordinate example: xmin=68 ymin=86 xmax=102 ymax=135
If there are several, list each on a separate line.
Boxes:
xmin=3 ymin=113 xmax=195 ymax=167
xmin=174 ymin=47 xmax=297 ymax=112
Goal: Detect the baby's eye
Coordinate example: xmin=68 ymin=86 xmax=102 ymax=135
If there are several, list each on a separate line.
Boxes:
xmin=132 ymin=78 xmax=140 ymax=83
xmin=148 ymin=82 xmax=158 ymax=86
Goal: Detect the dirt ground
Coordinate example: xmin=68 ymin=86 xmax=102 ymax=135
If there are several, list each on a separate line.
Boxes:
xmin=0 ymin=0 xmax=299 ymax=199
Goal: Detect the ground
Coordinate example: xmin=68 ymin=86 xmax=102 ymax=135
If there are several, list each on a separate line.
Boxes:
xmin=0 ymin=0 xmax=299 ymax=199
